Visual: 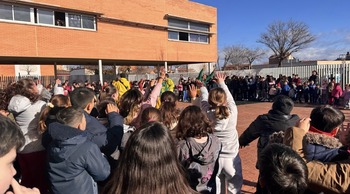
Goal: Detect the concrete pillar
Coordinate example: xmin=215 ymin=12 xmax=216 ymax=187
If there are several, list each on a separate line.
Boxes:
xmin=98 ymin=60 xmax=103 ymax=84
xmin=164 ymin=61 xmax=168 ymax=73
xmin=157 ymin=64 xmax=160 ymax=77
xmin=208 ymin=62 xmax=211 ymax=73
xmin=54 ymin=62 xmax=57 ymax=78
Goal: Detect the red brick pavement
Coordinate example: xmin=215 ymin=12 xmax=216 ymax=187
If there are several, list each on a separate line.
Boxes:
xmin=177 ymin=101 xmax=350 ymax=194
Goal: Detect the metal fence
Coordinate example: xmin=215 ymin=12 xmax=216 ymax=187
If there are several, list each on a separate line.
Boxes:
xmin=2 ymin=63 xmax=350 ymax=89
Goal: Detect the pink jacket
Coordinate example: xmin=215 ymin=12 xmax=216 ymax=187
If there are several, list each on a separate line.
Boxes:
xmin=332 ymin=85 xmax=343 ymax=98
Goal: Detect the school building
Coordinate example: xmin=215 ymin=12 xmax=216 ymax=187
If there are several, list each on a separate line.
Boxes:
xmin=0 ymin=0 xmax=217 ymax=81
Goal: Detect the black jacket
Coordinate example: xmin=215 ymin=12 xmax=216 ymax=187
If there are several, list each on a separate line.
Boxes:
xmin=239 ymin=110 xmax=300 ymax=168
xmin=46 ymin=122 xmax=110 ymax=194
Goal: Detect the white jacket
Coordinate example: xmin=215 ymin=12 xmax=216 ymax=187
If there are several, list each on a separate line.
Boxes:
xmin=8 ymin=95 xmax=46 ymax=153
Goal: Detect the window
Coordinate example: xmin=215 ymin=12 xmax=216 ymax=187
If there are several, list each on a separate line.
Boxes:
xmin=168 ymin=17 xmax=210 ymax=43
xmin=68 ymin=13 xmax=81 ymax=28
xmin=168 ymin=31 xmax=178 ymax=40
xmin=0 ymin=4 xmax=12 ymax=20
xmin=37 ymin=9 xmax=53 ymax=25
xmin=168 ymin=18 xmax=188 ymax=29
xmin=68 ymin=13 xmax=95 ymax=30
xmin=0 ymin=3 xmax=32 ymax=22
xmin=190 ymin=22 xmax=209 ymax=32
xmin=0 ymin=3 xmax=96 ymax=31
xmin=54 ymin=11 xmax=65 ymax=26
xmin=179 ymin=32 xmax=189 ymax=41
xmin=13 ymin=5 xmax=31 ymax=22
xmin=82 ymin=15 xmax=94 ymax=29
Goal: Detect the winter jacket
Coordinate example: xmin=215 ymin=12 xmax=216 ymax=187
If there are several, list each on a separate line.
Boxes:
xmin=46 ymin=122 xmax=110 ymax=194
xmin=332 ymin=85 xmax=343 ymax=98
xmin=112 ymin=78 xmax=130 ymax=100
xmin=303 ymin=132 xmax=342 ymax=162
xmin=8 ymin=95 xmax=46 ymax=153
xmin=284 ymin=127 xmax=350 ymax=194
xmin=178 ymin=134 xmax=221 ymax=193
xmin=239 ymin=109 xmax=299 ymax=168
xmin=84 ymin=111 xmax=124 ymax=161
xmin=200 ymin=82 xmax=239 ymax=158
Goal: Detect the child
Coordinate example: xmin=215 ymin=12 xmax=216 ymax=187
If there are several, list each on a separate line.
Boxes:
xmin=284 ymin=118 xmax=350 ymax=194
xmin=45 ymin=107 xmax=110 ymax=194
xmin=159 ymin=91 xmax=181 ymax=130
xmin=104 ymin=122 xmax=197 ymax=194
xmin=303 ymin=105 xmax=345 ymax=162
xmin=0 ymin=115 xmax=40 ymax=194
xmin=199 ymin=72 xmax=242 ymax=194
xmin=176 ymin=105 xmax=221 ymax=193
xmin=140 ymin=107 xmax=161 ymax=124
xmin=342 ymin=84 xmax=350 ymax=109
xmin=259 ymin=143 xmax=308 ymax=194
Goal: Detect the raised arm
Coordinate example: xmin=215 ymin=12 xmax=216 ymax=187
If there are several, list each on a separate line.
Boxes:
xmin=216 ymin=72 xmax=237 ymax=114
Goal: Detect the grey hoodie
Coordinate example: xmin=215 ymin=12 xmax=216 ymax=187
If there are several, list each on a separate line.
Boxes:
xmin=200 ymin=82 xmax=239 ymax=158
xmin=8 ymin=95 xmax=46 ymax=153
xmin=178 ymin=134 xmax=221 ymax=193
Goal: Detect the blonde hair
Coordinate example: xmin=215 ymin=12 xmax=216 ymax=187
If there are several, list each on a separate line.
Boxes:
xmin=208 ymin=87 xmax=230 ymax=120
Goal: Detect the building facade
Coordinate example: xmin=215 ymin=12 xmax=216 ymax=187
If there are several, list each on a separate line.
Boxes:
xmin=0 ymin=0 xmax=217 ymax=76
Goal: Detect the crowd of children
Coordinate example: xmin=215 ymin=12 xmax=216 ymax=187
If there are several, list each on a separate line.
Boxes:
xmin=0 ymin=70 xmax=349 ymax=194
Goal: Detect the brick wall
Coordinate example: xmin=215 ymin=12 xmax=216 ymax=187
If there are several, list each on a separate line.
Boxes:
xmin=0 ymin=0 xmax=217 ymax=63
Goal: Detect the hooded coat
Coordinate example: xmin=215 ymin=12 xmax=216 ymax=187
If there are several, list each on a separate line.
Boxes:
xmin=46 ymin=122 xmax=110 ymax=194
xmin=239 ymin=109 xmax=300 ymax=168
xmin=178 ymin=134 xmax=221 ymax=193
xmin=8 ymin=95 xmax=46 ymax=153
xmin=303 ymin=132 xmax=342 ymax=162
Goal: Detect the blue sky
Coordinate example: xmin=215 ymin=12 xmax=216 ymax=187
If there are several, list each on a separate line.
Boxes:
xmin=192 ymin=0 xmax=350 ymax=63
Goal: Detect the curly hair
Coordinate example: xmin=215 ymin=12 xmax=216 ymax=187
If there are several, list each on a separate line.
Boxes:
xmin=1 ymin=79 xmax=40 ymax=111
xmin=208 ymin=87 xmax=229 ymax=120
xmin=176 ymin=105 xmax=213 ymax=139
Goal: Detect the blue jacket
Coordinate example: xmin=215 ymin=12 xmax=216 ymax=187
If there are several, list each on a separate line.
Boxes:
xmin=46 ymin=122 xmax=110 ymax=194
xmin=84 ymin=111 xmax=124 ymax=155
xmin=302 ymin=132 xmax=342 ymax=162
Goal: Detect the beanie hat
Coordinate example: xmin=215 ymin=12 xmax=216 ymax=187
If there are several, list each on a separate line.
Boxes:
xmin=272 ymin=95 xmax=294 ymax=115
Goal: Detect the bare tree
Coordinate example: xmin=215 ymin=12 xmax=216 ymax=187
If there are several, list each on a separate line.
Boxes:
xmin=221 ymin=45 xmax=265 ymax=69
xmin=242 ymin=47 xmax=265 ymax=69
xmin=257 ymin=20 xmax=315 ymax=67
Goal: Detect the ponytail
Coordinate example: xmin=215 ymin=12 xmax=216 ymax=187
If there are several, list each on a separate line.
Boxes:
xmin=214 ymin=105 xmax=230 ymax=120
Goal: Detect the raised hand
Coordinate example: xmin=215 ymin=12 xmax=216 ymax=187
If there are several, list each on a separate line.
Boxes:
xmin=216 ymin=72 xmax=226 ymax=84
xmin=296 ymin=118 xmax=311 ymax=132
xmin=189 ymin=84 xmax=197 ymax=98
xmin=106 ymin=103 xmax=119 ymax=114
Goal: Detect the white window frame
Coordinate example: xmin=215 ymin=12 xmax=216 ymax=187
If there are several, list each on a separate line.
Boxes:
xmin=37 ymin=8 xmax=54 ymax=25
xmin=168 ymin=18 xmax=210 ymax=44
xmin=0 ymin=3 xmax=34 ymax=24
xmin=65 ymin=12 xmax=96 ymax=30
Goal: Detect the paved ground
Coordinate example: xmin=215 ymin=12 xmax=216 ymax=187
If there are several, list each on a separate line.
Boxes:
xmin=177 ymin=101 xmax=350 ymax=194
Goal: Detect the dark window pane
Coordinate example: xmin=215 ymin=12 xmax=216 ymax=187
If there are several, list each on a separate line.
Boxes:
xmin=179 ymin=32 xmax=188 ymax=41
xmin=199 ymin=34 xmax=208 ymax=43
xmin=82 ymin=15 xmax=94 ymax=29
xmin=0 ymin=4 xmax=12 ymax=20
xmin=38 ymin=9 xmax=53 ymax=25
xmin=168 ymin=18 xmax=188 ymax=29
xmin=189 ymin=33 xmax=199 ymax=42
xmin=190 ymin=22 xmax=209 ymax=32
xmin=168 ymin=31 xmax=178 ymax=40
xmin=14 ymin=5 xmax=31 ymax=22
xmin=68 ymin=13 xmax=81 ymax=28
